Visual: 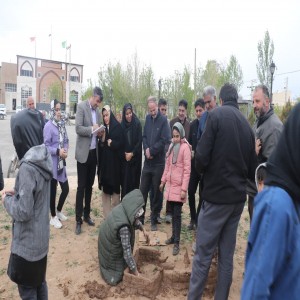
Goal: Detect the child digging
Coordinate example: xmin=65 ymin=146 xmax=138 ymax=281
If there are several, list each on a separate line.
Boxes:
xmin=160 ymin=122 xmax=191 ymax=255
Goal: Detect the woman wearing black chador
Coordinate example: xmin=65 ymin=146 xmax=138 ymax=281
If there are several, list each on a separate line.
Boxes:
xmin=120 ymin=103 xmax=142 ymax=199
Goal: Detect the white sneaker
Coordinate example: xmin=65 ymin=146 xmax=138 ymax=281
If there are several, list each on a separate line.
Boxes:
xmin=56 ymin=211 xmax=68 ymax=221
xmin=50 ymin=216 xmax=62 ymax=229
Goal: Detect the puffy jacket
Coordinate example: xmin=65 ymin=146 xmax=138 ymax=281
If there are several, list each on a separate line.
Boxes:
xmin=98 ymin=189 xmax=144 ymax=285
xmin=4 ymin=144 xmax=53 ymax=261
xmin=161 ymin=140 xmax=191 ymax=202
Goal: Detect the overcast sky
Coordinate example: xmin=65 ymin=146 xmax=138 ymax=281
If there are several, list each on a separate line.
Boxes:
xmin=1 ymin=0 xmax=299 ymax=100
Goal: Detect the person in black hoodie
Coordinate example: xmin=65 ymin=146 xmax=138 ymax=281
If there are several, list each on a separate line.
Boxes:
xmin=242 ymin=103 xmax=300 ymax=299
xmin=188 ymin=83 xmax=257 ymax=300
xmin=187 ymin=98 xmax=205 ymax=230
xmin=120 ymin=103 xmax=142 ymax=199
xmin=98 ymin=105 xmax=124 ymax=219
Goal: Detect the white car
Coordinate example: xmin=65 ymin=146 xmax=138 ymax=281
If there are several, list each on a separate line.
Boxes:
xmin=0 ymin=104 xmax=7 ymax=119
xmin=16 ymin=105 xmax=23 ymax=113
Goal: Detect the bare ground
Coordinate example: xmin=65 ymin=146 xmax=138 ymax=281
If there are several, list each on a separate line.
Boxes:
xmin=0 ymin=176 xmax=250 ymax=299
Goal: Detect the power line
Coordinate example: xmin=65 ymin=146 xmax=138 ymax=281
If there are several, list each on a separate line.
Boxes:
xmin=276 ymin=69 xmax=300 ymax=76
xmin=244 ymin=69 xmax=300 ymax=83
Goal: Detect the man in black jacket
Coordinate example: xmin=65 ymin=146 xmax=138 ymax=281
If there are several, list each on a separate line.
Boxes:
xmin=188 ymin=83 xmax=257 ymax=300
xmin=140 ymin=96 xmax=171 ymax=231
xmin=187 ymin=98 xmax=205 ymax=230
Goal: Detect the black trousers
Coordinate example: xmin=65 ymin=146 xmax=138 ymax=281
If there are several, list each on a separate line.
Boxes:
xmin=169 ymin=201 xmax=183 ymax=244
xmin=140 ymin=164 xmax=164 ymax=225
xmin=75 ymin=149 xmax=97 ymax=223
xmin=18 ymin=281 xmax=48 ymax=300
xmin=50 ymin=179 xmax=69 ymax=217
xmin=188 ymin=164 xmax=202 ymax=224
xmin=149 ymin=183 xmax=164 ymax=215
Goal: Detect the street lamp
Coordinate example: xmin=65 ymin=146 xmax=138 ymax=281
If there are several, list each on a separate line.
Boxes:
xmin=158 ymin=79 xmax=162 ymax=100
xmin=270 ymin=61 xmax=276 ymax=103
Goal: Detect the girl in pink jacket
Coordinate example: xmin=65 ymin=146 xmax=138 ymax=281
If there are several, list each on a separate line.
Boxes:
xmin=160 ymin=122 xmax=191 ymax=255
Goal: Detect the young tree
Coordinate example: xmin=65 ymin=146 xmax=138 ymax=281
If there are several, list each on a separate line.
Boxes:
xmin=48 ymin=81 xmax=63 ymax=101
xmin=222 ymin=55 xmax=244 ymax=92
xmin=256 ymin=30 xmax=274 ymax=89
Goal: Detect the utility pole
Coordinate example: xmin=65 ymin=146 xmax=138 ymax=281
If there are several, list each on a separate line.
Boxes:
xmin=194 ymin=48 xmax=196 ymax=100
xmin=247 ymin=79 xmax=257 ymax=99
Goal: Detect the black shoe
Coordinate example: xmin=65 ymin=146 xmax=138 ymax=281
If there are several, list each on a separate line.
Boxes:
xmin=165 ymin=214 xmax=172 ymax=224
xmin=173 ymin=244 xmax=180 ymax=256
xmin=165 ymin=237 xmax=175 ymax=245
xmin=75 ymin=222 xmax=81 ymax=235
xmin=151 ymin=224 xmax=157 ymax=231
xmin=156 ymin=216 xmax=162 ymax=224
xmin=84 ymin=217 xmax=95 ymax=226
xmin=187 ymin=222 xmax=196 ymax=230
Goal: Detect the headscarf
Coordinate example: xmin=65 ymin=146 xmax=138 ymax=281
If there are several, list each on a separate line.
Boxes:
xmin=121 ymin=103 xmax=136 ymax=128
xmin=121 ymin=103 xmax=137 ymax=152
xmin=11 ymin=109 xmax=44 ymax=160
xmin=265 ymin=103 xmax=300 ymax=203
xmin=167 ymin=122 xmax=185 ymax=164
xmin=102 ymin=105 xmax=111 ymax=126
xmin=50 ymin=99 xmax=66 ymax=174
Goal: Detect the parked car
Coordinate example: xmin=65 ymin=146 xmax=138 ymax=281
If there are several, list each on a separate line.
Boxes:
xmin=16 ymin=105 xmax=23 ymax=113
xmin=0 ymin=104 xmax=7 ymax=120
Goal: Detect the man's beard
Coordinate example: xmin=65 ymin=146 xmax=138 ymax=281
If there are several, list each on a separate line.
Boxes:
xmin=255 ymin=106 xmax=267 ymax=118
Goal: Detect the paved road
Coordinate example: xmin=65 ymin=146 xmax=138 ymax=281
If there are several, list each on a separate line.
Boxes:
xmin=0 ymin=115 xmax=78 ymax=178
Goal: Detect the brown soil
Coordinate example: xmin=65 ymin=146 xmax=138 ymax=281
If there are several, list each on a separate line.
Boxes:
xmin=0 ymin=176 xmax=249 ymax=299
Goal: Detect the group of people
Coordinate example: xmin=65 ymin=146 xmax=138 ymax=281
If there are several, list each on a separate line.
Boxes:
xmin=74 ymin=89 xmax=143 ymax=234
xmin=1 ymin=81 xmax=300 ymax=299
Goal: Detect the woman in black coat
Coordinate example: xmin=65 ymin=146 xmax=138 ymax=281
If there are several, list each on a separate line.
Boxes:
xmin=120 ymin=103 xmax=142 ymax=199
xmin=98 ymin=105 xmax=124 ymax=218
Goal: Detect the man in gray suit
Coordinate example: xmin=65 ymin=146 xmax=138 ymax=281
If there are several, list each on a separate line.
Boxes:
xmin=75 ymin=87 xmax=103 ymax=235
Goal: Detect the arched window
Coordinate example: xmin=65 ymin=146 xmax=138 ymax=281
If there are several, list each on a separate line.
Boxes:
xmin=20 ymin=61 xmax=33 ymax=77
xmin=69 ymin=68 xmax=80 ymax=82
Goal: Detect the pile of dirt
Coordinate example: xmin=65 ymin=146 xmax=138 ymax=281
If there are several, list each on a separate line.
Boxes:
xmin=84 ymin=280 xmax=111 ymax=299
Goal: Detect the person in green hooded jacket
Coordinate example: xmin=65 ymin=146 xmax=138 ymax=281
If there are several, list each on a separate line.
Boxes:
xmin=98 ymin=189 xmax=149 ymax=285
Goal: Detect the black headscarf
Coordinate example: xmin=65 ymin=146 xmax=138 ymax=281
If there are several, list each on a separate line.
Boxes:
xmin=11 ymin=109 xmax=44 ymax=160
xmin=121 ymin=103 xmax=137 ymax=152
xmin=265 ymin=103 xmax=300 ymax=202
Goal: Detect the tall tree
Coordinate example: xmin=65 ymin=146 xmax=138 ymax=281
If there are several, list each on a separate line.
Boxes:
xmin=222 ymin=55 xmax=244 ymax=92
xmin=256 ymin=30 xmax=274 ymax=89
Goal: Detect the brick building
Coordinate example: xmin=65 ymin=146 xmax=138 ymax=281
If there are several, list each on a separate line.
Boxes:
xmin=0 ymin=55 xmax=83 ymax=113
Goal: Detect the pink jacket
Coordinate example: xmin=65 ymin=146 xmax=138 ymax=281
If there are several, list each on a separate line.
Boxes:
xmin=161 ymin=140 xmax=191 ymax=203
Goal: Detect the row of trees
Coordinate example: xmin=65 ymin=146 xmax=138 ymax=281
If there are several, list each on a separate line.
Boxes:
xmin=82 ymin=31 xmax=274 ymax=120
xmin=82 ymin=54 xmax=243 ymax=119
